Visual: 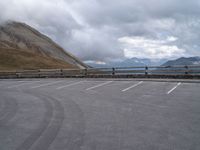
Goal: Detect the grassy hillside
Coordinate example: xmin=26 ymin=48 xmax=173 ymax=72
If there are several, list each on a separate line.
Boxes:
xmin=0 ymin=21 xmax=87 ymax=69
xmin=0 ymin=48 xmax=77 ymax=70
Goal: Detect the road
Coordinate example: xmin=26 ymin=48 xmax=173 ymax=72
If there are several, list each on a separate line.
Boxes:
xmin=0 ymin=78 xmax=200 ymax=150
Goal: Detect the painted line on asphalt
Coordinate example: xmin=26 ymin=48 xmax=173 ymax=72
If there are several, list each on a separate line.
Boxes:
xmin=31 ymin=80 xmax=64 ymax=89
xmin=7 ymin=81 xmax=41 ymax=88
xmin=86 ymin=81 xmax=113 ymax=91
xmin=18 ymin=81 xmax=27 ymax=83
xmin=121 ymin=81 xmax=143 ymax=92
xmin=167 ymin=82 xmax=181 ymax=94
xmin=56 ymin=81 xmax=84 ymax=90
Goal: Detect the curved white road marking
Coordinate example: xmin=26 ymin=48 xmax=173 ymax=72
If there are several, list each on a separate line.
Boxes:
xmin=122 ymin=81 xmax=143 ymax=92
xmin=86 ymin=81 xmax=113 ymax=91
xmin=167 ymin=82 xmax=181 ymax=94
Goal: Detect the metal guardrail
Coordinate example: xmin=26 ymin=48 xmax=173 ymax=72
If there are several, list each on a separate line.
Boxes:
xmin=1 ymin=65 xmax=200 ymax=79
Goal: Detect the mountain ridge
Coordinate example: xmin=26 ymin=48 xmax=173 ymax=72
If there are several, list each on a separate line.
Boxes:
xmin=162 ymin=57 xmax=200 ymax=66
xmin=0 ymin=21 xmax=87 ymax=70
xmin=86 ymin=57 xmax=200 ymax=68
xmin=85 ymin=58 xmax=167 ymax=68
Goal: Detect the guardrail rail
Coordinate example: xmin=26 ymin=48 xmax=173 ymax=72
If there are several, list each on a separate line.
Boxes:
xmin=1 ymin=65 xmax=200 ymax=79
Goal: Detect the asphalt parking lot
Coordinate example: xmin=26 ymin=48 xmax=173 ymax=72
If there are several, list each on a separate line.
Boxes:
xmin=0 ymin=78 xmax=200 ymax=150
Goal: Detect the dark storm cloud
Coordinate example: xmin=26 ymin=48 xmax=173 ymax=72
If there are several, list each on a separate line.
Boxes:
xmin=1 ymin=0 xmax=200 ymax=61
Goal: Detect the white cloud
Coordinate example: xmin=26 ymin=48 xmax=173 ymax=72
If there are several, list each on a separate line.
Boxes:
xmin=1 ymin=0 xmax=200 ymax=61
xmin=119 ymin=36 xmax=185 ymax=59
xmin=167 ymin=36 xmax=178 ymax=42
xmin=84 ymin=60 xmax=106 ymax=65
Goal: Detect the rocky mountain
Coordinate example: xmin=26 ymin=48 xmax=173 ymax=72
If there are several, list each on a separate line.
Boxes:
xmin=162 ymin=57 xmax=200 ymax=66
xmin=0 ymin=21 xmax=87 ymax=70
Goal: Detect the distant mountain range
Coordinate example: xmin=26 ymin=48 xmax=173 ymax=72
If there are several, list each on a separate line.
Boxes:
xmin=86 ymin=58 xmax=167 ymax=68
xmin=0 ymin=21 xmax=87 ymax=70
xmin=86 ymin=57 xmax=200 ymax=68
xmin=162 ymin=57 xmax=200 ymax=66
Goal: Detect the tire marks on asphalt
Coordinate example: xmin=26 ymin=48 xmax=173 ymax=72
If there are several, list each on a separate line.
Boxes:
xmin=31 ymin=95 xmax=64 ymax=150
xmin=0 ymin=95 xmax=18 ymax=125
xmin=16 ymin=92 xmax=64 ymax=150
xmin=59 ymin=96 xmax=86 ymax=150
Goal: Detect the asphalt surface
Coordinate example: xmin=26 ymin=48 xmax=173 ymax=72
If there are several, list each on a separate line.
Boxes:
xmin=0 ymin=78 xmax=200 ymax=150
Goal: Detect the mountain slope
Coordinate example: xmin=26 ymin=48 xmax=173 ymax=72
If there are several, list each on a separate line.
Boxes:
xmin=0 ymin=48 xmax=77 ymax=70
xmin=0 ymin=21 xmax=87 ymax=70
xmin=162 ymin=57 xmax=200 ymax=66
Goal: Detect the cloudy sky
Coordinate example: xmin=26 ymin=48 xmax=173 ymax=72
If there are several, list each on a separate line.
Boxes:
xmin=1 ymin=0 xmax=200 ymax=63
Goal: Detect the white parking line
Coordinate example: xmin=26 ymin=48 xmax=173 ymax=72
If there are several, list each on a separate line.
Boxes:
xmin=7 ymin=81 xmax=41 ymax=88
xmin=56 ymin=81 xmax=84 ymax=90
xmin=121 ymin=81 xmax=143 ymax=92
xmin=86 ymin=81 xmax=113 ymax=91
xmin=167 ymin=82 xmax=181 ymax=94
xmin=31 ymin=80 xmax=64 ymax=89
xmin=18 ymin=81 xmax=27 ymax=83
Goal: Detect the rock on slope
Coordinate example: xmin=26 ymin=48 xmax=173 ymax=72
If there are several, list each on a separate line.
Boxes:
xmin=0 ymin=21 xmax=87 ymax=70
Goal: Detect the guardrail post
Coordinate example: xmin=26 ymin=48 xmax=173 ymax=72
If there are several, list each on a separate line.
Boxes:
xmin=84 ymin=68 xmax=88 ymax=76
xmin=60 ymin=69 xmax=63 ymax=77
xmin=145 ymin=66 xmax=148 ymax=75
xmin=38 ymin=69 xmax=40 ymax=78
xmin=16 ymin=71 xmax=19 ymax=78
xmin=15 ymin=71 xmax=18 ymax=78
xmin=185 ymin=65 xmax=188 ymax=75
xmin=112 ymin=68 xmax=115 ymax=76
